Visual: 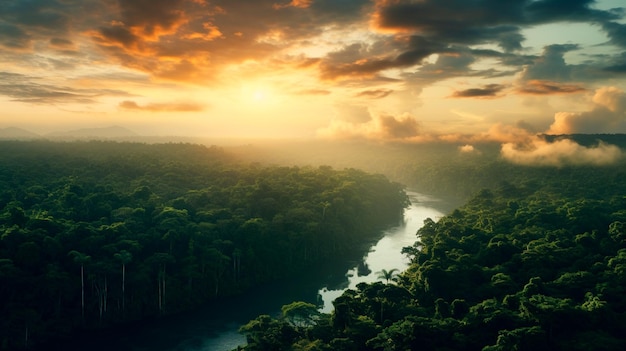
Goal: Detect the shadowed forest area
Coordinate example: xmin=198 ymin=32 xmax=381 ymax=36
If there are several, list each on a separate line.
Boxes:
xmin=0 ymin=140 xmax=408 ymax=350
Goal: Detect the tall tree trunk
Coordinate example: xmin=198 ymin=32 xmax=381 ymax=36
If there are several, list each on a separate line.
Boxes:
xmin=80 ymin=265 xmax=85 ymax=321
xmin=121 ymin=263 xmax=125 ymax=315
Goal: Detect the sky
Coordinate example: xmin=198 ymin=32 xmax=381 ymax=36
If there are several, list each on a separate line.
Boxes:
xmin=1 ymin=0 xmax=626 ymax=147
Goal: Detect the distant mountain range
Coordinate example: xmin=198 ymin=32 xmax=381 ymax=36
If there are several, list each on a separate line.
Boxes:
xmin=0 ymin=126 xmax=139 ymax=140
xmin=0 ymin=127 xmax=41 ymax=140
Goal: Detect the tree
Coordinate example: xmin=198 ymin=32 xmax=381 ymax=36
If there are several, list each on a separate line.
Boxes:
xmin=68 ymin=250 xmax=90 ymax=321
xmin=114 ymin=249 xmax=132 ymax=316
xmin=281 ymin=301 xmax=320 ymax=328
xmin=239 ymin=314 xmax=298 ymax=351
xmin=376 ymin=268 xmax=399 ymax=284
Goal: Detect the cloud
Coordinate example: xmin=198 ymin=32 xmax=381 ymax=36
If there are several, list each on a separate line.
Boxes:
xmin=601 ymin=21 xmax=626 ymax=48
xmin=0 ymin=22 xmax=31 ymax=50
xmin=0 ymin=72 xmax=129 ymax=104
xmin=317 ymin=112 xmax=421 ymax=141
xmin=373 ymin=1 xmax=525 ymax=50
xmin=451 ymin=84 xmax=506 ymax=98
xmin=546 ymin=86 xmax=626 ymax=134
xmin=516 ymin=80 xmax=586 ymax=95
xmin=372 ymin=0 xmax=618 ymax=52
xmin=501 ymin=137 xmax=623 ymax=166
xmin=517 ymin=44 xmax=579 ymax=82
xmin=356 ymin=89 xmax=393 ymax=99
xmin=87 ymin=0 xmax=374 ymax=81
xmin=459 ymin=144 xmax=477 ymax=153
xmin=0 ymin=0 xmax=625 ymax=128
xmin=118 ymin=100 xmax=204 ymax=112
xmin=273 ymin=0 xmax=313 ymax=10
xmin=49 ymin=38 xmax=76 ymax=49
xmin=320 ymin=36 xmax=444 ymax=80
xmin=379 ymin=114 xmax=420 ymax=138
xmin=106 ymin=0 xmax=189 ymax=39
xmin=292 ymin=89 xmax=331 ymax=96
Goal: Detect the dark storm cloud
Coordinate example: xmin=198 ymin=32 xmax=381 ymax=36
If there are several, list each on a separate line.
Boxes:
xmin=452 ymin=84 xmax=506 ymax=98
xmin=602 ymin=21 xmax=626 ymax=48
xmin=324 ymin=0 xmax=624 ymax=82
xmin=0 ymin=0 xmax=103 ymax=52
xmin=605 ymin=63 xmax=626 ymax=73
xmin=97 ymin=26 xmax=141 ymax=48
xmin=114 ymin=0 xmax=187 ymax=36
xmin=0 ymin=72 xmax=130 ymax=104
xmin=374 ymin=1 xmax=527 ymax=51
xmin=320 ymin=36 xmax=445 ymax=80
xmin=1 ymin=0 xmax=71 ymax=31
xmin=523 ymin=0 xmax=616 ymax=22
xmin=308 ymin=0 xmax=372 ymax=23
xmin=375 ymin=0 xmax=619 ymax=46
xmin=0 ymin=22 xmax=31 ymax=49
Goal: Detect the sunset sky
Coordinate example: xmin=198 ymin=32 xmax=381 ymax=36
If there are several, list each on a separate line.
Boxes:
xmin=1 ymin=0 xmax=626 ymax=143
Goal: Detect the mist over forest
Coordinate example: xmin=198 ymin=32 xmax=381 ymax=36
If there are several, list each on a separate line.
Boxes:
xmin=1 ymin=134 xmax=626 ymax=350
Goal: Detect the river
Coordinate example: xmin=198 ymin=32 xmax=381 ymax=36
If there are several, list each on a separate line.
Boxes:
xmin=47 ymin=191 xmax=447 ymax=351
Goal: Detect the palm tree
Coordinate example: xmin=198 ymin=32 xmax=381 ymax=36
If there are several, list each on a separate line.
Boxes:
xmin=376 ymin=268 xmax=399 ymax=284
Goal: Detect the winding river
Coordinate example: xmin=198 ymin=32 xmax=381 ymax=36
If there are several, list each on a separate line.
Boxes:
xmin=50 ymin=192 xmax=447 ymax=351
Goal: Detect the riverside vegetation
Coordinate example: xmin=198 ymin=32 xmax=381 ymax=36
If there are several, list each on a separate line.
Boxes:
xmin=3 ymin=136 xmax=626 ymax=350
xmin=0 ymin=140 xmax=408 ymax=349
xmin=237 ymin=136 xmax=626 ymax=351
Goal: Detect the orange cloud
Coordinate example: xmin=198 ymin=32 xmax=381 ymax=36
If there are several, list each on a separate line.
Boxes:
xmin=273 ymin=0 xmax=313 ymax=9
xmin=516 ymin=80 xmax=586 ymax=95
xmin=119 ymin=100 xmax=204 ymax=112
xmin=501 ymin=138 xmax=623 ymax=166
xmin=547 ymin=86 xmax=626 ymax=134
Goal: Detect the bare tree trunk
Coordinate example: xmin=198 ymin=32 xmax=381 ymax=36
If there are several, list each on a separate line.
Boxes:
xmin=121 ymin=263 xmax=125 ymax=315
xmin=80 ymin=265 xmax=85 ymax=321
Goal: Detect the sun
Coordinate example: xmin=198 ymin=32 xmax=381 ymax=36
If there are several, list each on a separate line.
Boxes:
xmin=252 ymin=90 xmax=266 ymax=101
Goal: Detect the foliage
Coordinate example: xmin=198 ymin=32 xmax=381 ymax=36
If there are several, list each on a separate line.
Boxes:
xmin=0 ymin=140 xmax=408 ymax=349
xmin=239 ymin=146 xmax=626 ymax=350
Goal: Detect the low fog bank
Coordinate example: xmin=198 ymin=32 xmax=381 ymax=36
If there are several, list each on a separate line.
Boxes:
xmin=214 ymin=134 xmax=626 ymax=203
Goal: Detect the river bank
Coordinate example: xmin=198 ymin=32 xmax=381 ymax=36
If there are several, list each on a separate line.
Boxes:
xmin=38 ymin=191 xmax=448 ymax=351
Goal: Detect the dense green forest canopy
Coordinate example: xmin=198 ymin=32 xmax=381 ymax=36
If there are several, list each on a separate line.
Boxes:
xmin=237 ymin=135 xmax=626 ymax=351
xmin=0 ymin=140 xmax=408 ymax=350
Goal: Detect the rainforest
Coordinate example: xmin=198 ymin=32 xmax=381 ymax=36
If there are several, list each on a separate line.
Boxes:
xmin=0 ymin=140 xmax=408 ymax=349
xmin=236 ymin=135 xmax=626 ymax=351
xmin=2 ymin=136 xmax=626 ymax=351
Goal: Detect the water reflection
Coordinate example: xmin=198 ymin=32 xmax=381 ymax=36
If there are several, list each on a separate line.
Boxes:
xmin=317 ymin=192 xmax=445 ymax=313
xmin=44 ymin=192 xmax=445 ymax=351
